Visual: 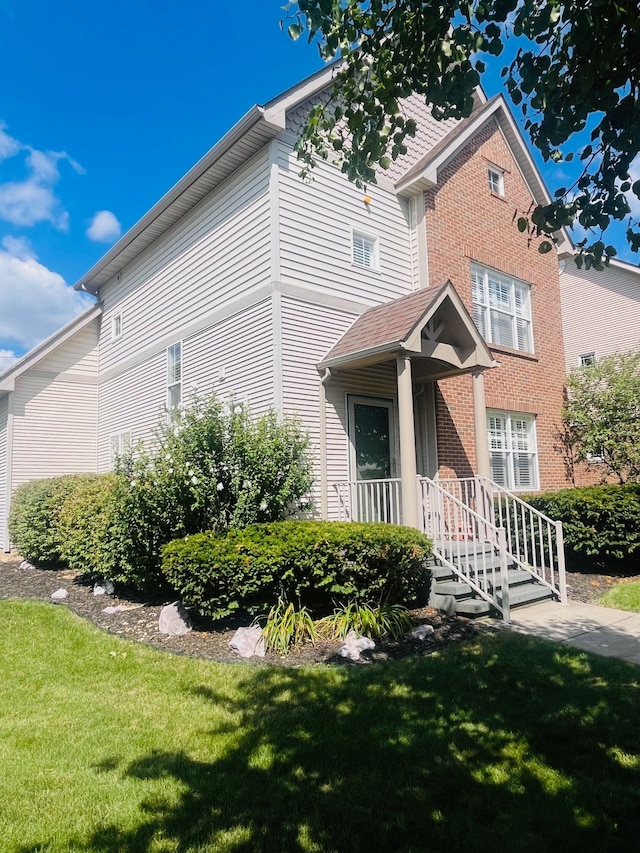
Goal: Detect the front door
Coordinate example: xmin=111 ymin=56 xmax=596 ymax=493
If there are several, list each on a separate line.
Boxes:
xmin=347 ymin=396 xmax=398 ymax=522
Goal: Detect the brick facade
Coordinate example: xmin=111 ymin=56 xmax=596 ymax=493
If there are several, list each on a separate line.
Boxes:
xmin=424 ymin=119 xmax=571 ymax=491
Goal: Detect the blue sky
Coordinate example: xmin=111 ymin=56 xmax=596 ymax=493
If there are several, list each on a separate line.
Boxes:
xmin=0 ymin=1 xmax=637 ymax=370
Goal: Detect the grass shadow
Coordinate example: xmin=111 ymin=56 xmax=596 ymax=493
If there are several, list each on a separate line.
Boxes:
xmin=23 ymin=632 xmax=640 ymax=853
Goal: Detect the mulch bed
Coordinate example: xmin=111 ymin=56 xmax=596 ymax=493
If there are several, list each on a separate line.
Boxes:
xmin=2 ymin=552 xmax=637 ymax=667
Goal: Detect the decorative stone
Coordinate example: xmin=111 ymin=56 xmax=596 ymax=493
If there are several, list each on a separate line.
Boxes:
xmin=94 ymin=580 xmax=115 ymax=596
xmin=229 ymin=626 xmax=266 ymax=658
xmin=51 ymin=588 xmax=68 ymax=601
xmin=19 ymin=560 xmax=34 ymax=571
xmin=102 ymin=606 xmax=121 ymax=615
xmin=338 ymin=630 xmax=375 ymax=661
xmin=158 ymin=601 xmax=192 ymax=636
xmin=409 ymin=624 xmax=435 ymax=641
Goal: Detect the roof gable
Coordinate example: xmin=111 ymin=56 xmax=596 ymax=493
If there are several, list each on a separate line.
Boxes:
xmin=319 ymin=281 xmax=494 ymax=374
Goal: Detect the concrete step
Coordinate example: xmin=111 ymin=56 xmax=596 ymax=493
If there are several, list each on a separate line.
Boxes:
xmin=498 ymin=583 xmax=553 ymax=609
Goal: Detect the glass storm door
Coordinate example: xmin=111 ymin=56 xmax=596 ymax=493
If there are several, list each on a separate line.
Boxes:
xmin=348 ymin=397 xmax=397 ymax=522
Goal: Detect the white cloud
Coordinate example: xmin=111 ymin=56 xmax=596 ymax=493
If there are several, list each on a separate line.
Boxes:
xmin=86 ymin=209 xmax=121 ymax=243
xmin=0 ymin=122 xmax=20 ymax=160
xmin=0 ymin=236 xmax=93 ymax=352
xmin=0 ymin=122 xmax=82 ymax=230
xmin=0 ymin=348 xmax=18 ymax=372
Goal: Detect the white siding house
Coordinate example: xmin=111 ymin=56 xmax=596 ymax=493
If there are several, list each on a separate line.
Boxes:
xmin=0 ymin=308 xmax=100 ymax=551
xmin=0 ymin=61 xmax=572 ymax=591
xmin=559 ymin=257 xmax=640 ymax=369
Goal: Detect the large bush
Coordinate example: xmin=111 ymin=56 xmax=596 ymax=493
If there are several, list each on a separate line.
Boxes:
xmin=562 ymin=349 xmax=640 ymax=483
xmin=108 ymin=396 xmax=313 ymax=589
xmin=524 ymin=484 xmax=640 ymax=573
xmin=9 ymin=474 xmax=103 ymax=566
xmin=162 ymin=521 xmax=432 ymax=620
xmin=58 ymin=474 xmax=119 ymax=577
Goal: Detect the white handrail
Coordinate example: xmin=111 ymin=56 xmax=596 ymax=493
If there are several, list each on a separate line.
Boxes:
xmin=419 ymin=477 xmax=511 ymax=621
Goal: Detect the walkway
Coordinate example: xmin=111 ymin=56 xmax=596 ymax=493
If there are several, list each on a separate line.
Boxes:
xmin=506 ymin=600 xmax=640 ymax=666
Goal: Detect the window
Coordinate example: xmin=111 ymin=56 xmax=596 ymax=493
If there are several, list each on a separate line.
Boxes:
xmin=111 ymin=313 xmax=122 ymax=341
xmin=472 ymin=264 xmax=533 ymax=353
xmin=352 ymin=231 xmax=378 ymax=269
xmin=167 ymin=342 xmax=182 ymax=420
xmin=579 ymin=352 xmax=596 ymax=366
xmin=488 ymin=167 xmax=504 ymax=197
xmin=487 ymin=411 xmax=538 ymax=490
xmin=109 ymin=431 xmax=131 ymax=469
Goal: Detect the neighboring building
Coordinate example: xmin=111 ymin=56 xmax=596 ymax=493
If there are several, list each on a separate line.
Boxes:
xmin=0 ymin=66 xmax=574 ymax=553
xmin=559 ymin=257 xmax=640 ymax=370
xmin=559 ymin=256 xmax=640 ymax=486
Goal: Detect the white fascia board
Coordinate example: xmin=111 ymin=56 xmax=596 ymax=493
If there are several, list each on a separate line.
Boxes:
xmin=75 ymin=104 xmax=283 ymax=294
xmin=264 ymin=62 xmax=339 ymax=115
xmin=0 ymin=305 xmax=101 ymax=391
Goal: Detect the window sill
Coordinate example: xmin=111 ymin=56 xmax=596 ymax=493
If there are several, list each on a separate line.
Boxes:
xmin=489 ymin=345 xmax=538 ymax=363
xmin=351 ymin=263 xmax=381 ymax=275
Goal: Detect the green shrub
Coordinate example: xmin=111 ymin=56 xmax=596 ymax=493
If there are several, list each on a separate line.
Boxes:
xmin=58 ymin=474 xmax=119 ymax=578
xmin=161 ymin=521 xmax=432 ymax=620
xmin=109 ymin=395 xmax=313 ymax=590
xmin=9 ymin=474 xmax=102 ymax=567
xmin=523 ymin=484 xmax=640 ymax=573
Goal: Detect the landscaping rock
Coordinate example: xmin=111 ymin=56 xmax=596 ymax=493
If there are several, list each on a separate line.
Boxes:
xmin=93 ymin=580 xmax=115 ymax=597
xmin=409 ymin=624 xmax=435 ymax=641
xmin=19 ymin=560 xmax=35 ymax=571
xmin=229 ymin=626 xmax=266 ymax=658
xmin=339 ymin=630 xmax=375 ymax=661
xmin=51 ymin=588 xmax=68 ymax=602
xmin=158 ymin=601 xmax=192 ymax=636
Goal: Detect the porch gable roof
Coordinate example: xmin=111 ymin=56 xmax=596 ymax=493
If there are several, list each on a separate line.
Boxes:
xmin=318 ymin=281 xmax=495 ymax=374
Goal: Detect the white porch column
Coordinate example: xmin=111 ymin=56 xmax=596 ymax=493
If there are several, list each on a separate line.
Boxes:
xmin=396 ymin=355 xmax=419 ymax=529
xmin=472 ymin=368 xmax=490 ymax=478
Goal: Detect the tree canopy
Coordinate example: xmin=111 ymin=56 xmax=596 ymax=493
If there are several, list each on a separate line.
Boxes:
xmin=562 ymin=349 xmax=640 ymax=483
xmin=284 ymin=1 xmax=640 ymax=266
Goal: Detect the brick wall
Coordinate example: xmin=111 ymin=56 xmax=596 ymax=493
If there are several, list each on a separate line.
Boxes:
xmin=424 ymin=118 xmax=571 ymax=491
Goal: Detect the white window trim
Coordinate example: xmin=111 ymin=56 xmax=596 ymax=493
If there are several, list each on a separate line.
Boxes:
xmin=472 ymin=263 xmax=534 ymax=354
xmin=351 ymin=229 xmax=380 ymax=271
xmin=579 ymin=352 xmax=597 ymax=366
xmin=111 ymin=313 xmax=123 ymax=341
xmin=167 ymin=341 xmax=182 ymax=422
xmin=109 ymin=430 xmax=131 ymax=469
xmin=488 ymin=166 xmax=505 ymax=197
xmin=487 ymin=409 xmax=539 ymax=492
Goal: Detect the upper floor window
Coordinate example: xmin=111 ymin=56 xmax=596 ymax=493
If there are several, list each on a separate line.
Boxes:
xmin=352 ymin=230 xmax=378 ymax=270
xmin=579 ymin=352 xmax=596 ymax=366
xmin=472 ymin=264 xmax=533 ymax=353
xmin=111 ymin=313 xmax=122 ymax=341
xmin=167 ymin=342 xmax=182 ymax=420
xmin=488 ymin=167 xmax=504 ymax=197
xmin=487 ymin=410 xmax=538 ymax=491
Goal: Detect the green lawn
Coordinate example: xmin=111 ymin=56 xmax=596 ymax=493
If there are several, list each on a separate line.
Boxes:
xmin=600 ymin=582 xmax=640 ymax=613
xmin=1 ymin=601 xmax=639 ymax=853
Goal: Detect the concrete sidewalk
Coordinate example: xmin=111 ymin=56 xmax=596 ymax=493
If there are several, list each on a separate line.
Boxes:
xmin=505 ymin=600 xmax=640 ymax=665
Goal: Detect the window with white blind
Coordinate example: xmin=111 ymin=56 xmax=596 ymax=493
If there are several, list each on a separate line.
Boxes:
xmin=472 ymin=264 xmax=533 ymax=353
xmin=487 ymin=410 xmax=538 ymax=490
xmin=352 ymin=230 xmax=378 ymax=269
xmin=167 ymin=342 xmax=182 ymax=420
xmin=109 ymin=431 xmax=131 ymax=469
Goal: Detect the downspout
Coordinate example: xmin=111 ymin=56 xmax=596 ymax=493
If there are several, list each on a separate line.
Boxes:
xmin=319 ymin=369 xmax=331 ymax=520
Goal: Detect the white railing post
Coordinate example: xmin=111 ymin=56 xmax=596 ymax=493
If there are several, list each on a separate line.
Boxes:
xmin=556 ymin=520 xmax=567 ymax=605
xmin=498 ymin=526 xmax=510 ymax=624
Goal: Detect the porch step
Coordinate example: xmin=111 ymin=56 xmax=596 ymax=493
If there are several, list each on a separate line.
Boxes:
xmin=430 ymin=548 xmax=554 ymax=619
